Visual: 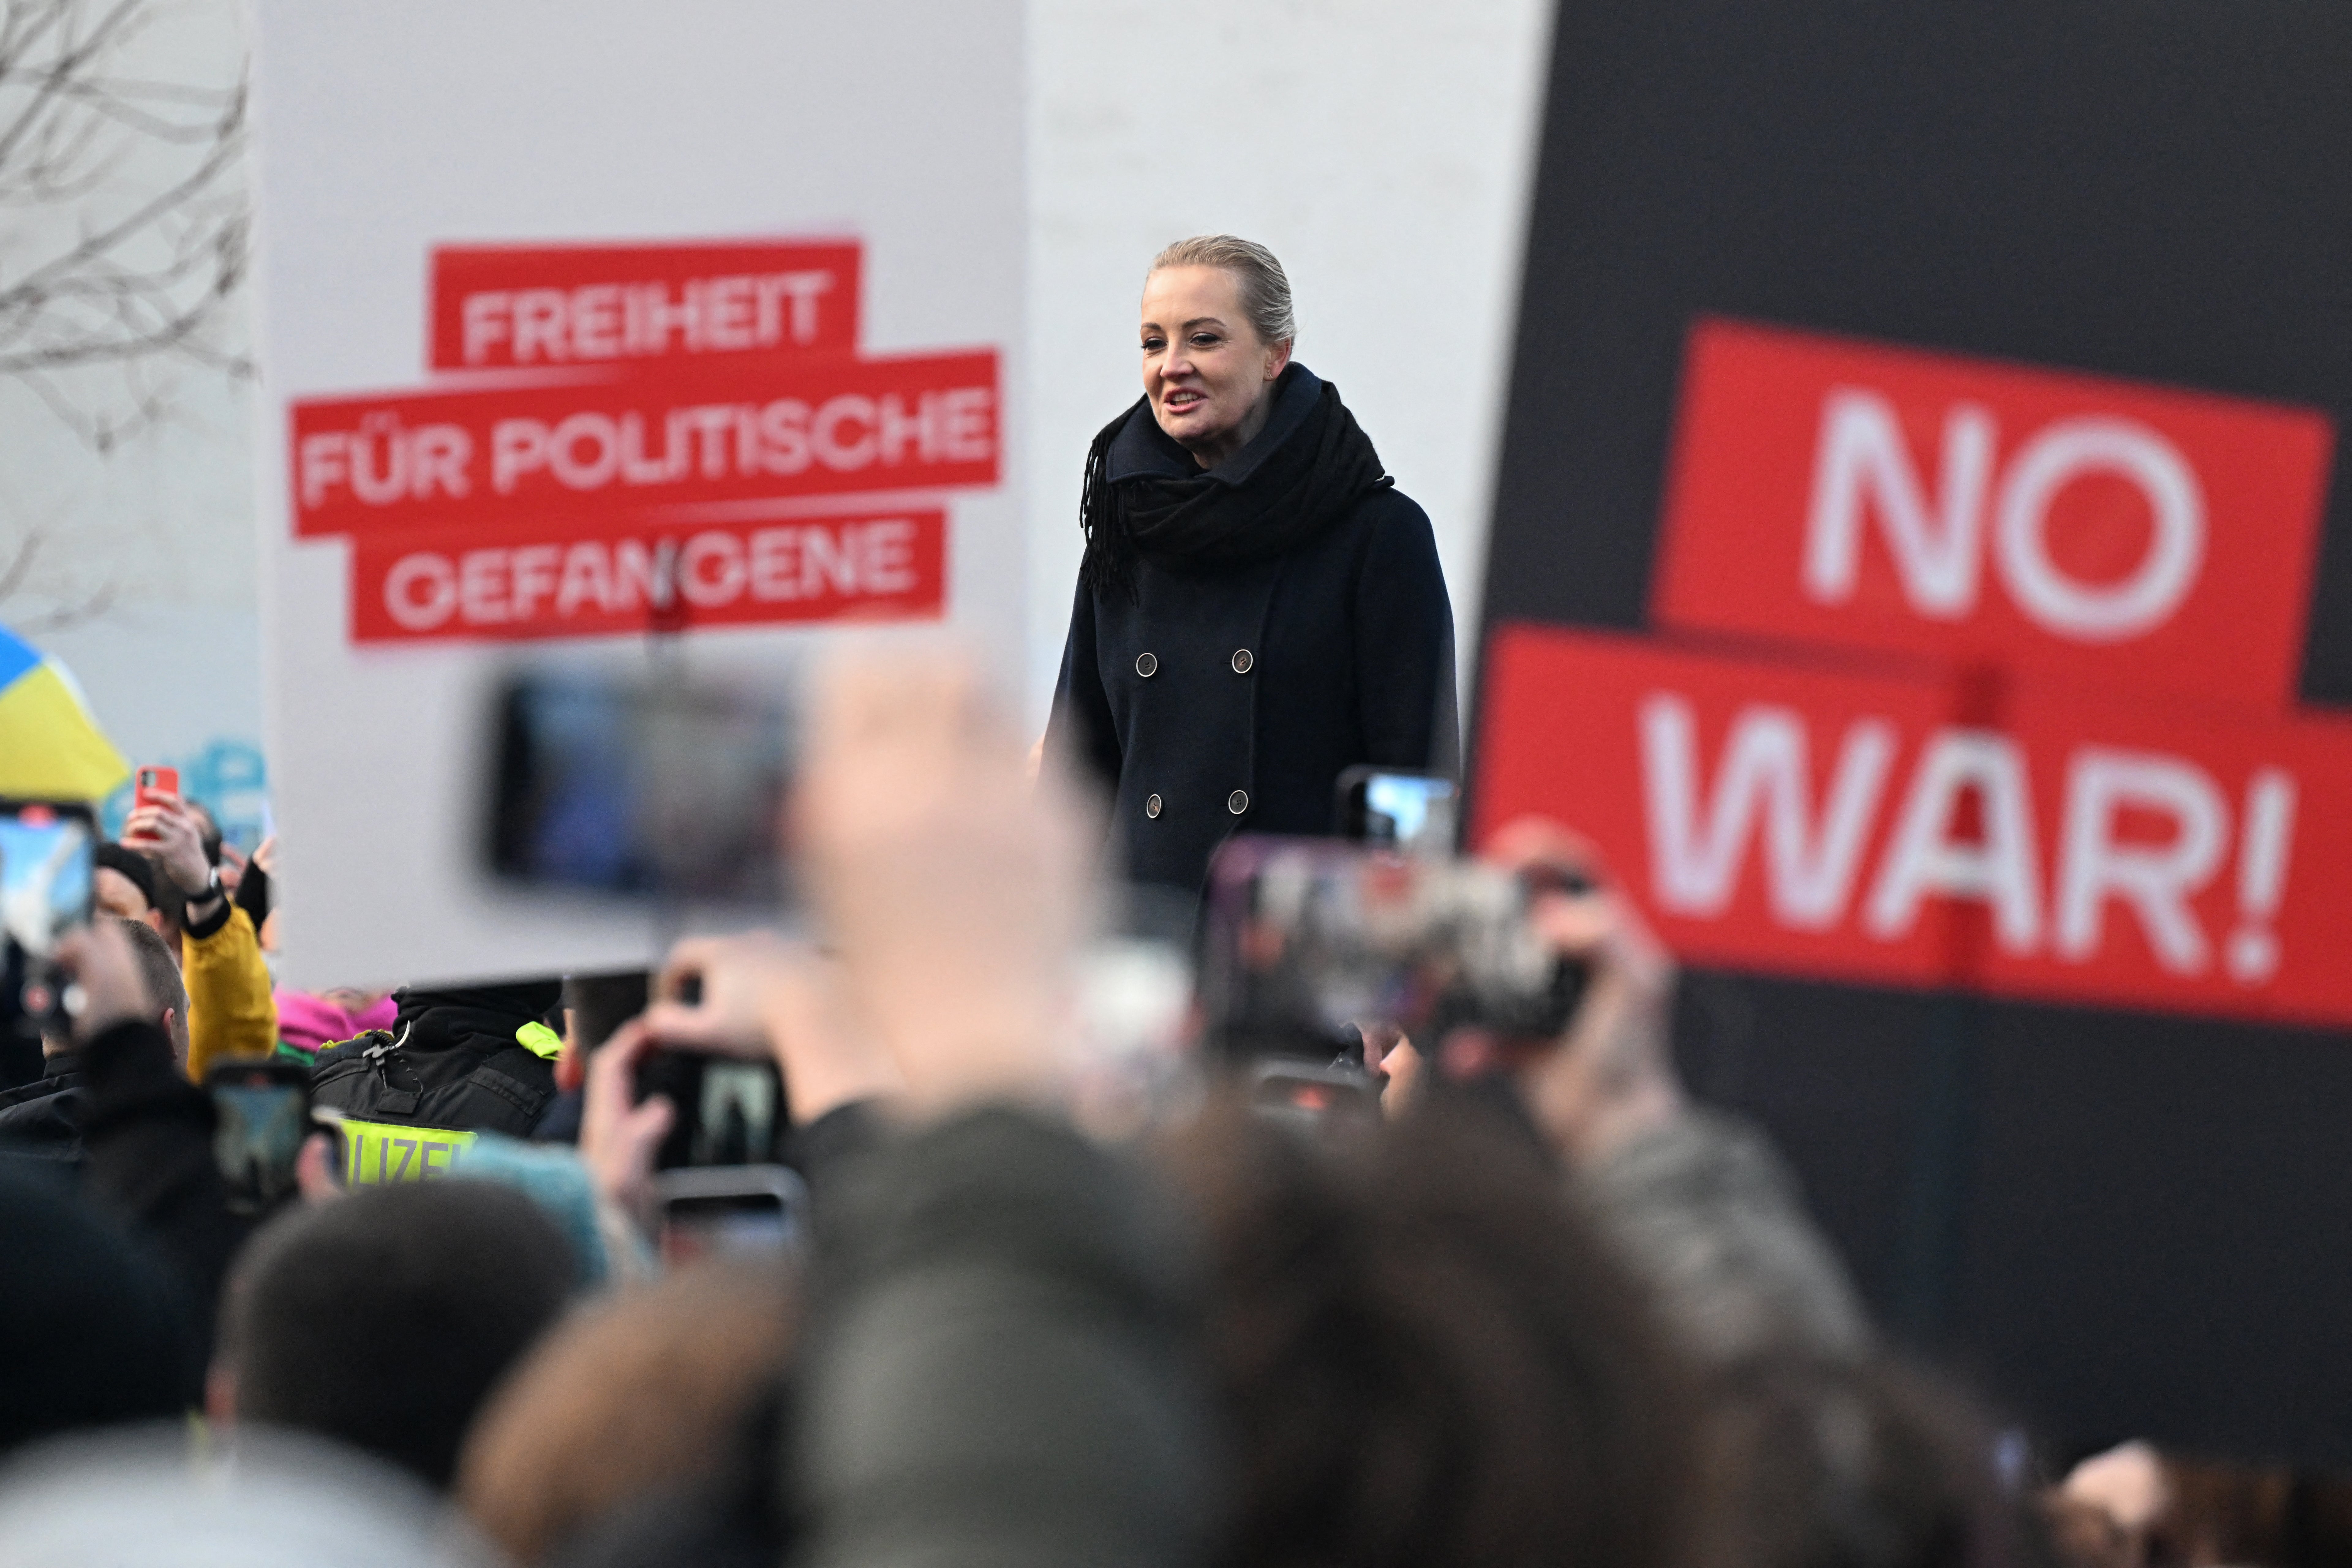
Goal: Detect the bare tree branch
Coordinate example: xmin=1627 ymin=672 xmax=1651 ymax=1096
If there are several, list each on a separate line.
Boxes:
xmin=0 ymin=527 xmax=40 ymax=604
xmin=12 ymin=573 xmax=116 ymax=631
xmin=0 ymin=0 xmax=248 ymax=452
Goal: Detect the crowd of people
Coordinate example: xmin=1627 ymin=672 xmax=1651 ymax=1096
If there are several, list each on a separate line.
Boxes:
xmin=0 ymin=647 xmax=2304 ymax=1568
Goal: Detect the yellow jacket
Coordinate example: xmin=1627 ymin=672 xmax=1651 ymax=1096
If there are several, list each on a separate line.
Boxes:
xmin=182 ymin=903 xmax=279 ymax=1080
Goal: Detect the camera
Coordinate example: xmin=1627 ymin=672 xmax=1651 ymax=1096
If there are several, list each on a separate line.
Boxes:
xmin=485 ymin=669 xmax=794 ymax=906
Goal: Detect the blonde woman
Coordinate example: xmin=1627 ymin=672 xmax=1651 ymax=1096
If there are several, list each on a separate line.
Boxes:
xmin=1045 ymin=235 xmax=1455 ymax=895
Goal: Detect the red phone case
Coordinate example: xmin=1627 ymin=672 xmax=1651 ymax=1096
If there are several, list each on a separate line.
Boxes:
xmin=128 ymin=766 xmax=180 ymax=840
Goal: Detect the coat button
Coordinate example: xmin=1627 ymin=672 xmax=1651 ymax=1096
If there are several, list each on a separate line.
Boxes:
xmin=1145 ymin=793 xmax=1163 ymax=819
xmin=1227 ymin=789 xmax=1249 ymax=815
xmin=1230 ymin=648 xmax=1253 ymax=675
xmin=1135 ymin=652 xmax=1158 ymax=678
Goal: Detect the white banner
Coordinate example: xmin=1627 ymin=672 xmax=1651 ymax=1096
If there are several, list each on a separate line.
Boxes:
xmin=251 ymin=0 xmax=1025 ymax=988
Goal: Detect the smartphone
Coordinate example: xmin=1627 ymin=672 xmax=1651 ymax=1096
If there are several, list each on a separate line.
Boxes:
xmin=1336 ymin=767 xmax=1458 ymax=854
xmin=207 ymin=1060 xmax=312 ymax=1216
xmin=653 ymin=1164 xmax=809 ymax=1267
xmin=133 ymin=765 xmax=180 ymax=812
xmin=0 ymin=801 xmax=96 ymax=1031
xmin=486 ymin=672 xmax=793 ymax=905
xmin=1199 ymin=836 xmax=1587 ymax=1064
xmin=634 ymin=1047 xmax=788 ymax=1169
xmin=1248 ymin=1060 xmax=1383 ymax=1129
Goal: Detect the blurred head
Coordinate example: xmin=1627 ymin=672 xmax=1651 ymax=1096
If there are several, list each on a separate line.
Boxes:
xmin=110 ymin=916 xmax=187 ymax=1064
xmin=92 ymin=844 xmax=162 ymax=935
xmin=184 ymin=800 xmax=224 ymax=868
xmin=0 ymin=1170 xmax=198 ymax=1453
xmin=1160 ymin=1101 xmax=1696 ymax=1568
xmin=396 ymin=978 xmax=566 ymax=1030
xmin=0 ymin=1427 xmax=491 ymax=1568
xmin=1142 ymin=235 xmax=1296 ymax=463
xmin=459 ymin=1261 xmax=795 ymax=1564
xmin=1697 ymin=1357 xmax=2045 ymax=1568
xmin=214 ymin=1181 xmax=578 ymax=1489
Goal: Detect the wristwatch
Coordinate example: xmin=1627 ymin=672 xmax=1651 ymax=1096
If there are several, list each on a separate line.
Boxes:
xmin=187 ymin=866 xmax=225 ymax=904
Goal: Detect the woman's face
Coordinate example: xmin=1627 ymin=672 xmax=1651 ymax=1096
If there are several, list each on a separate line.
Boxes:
xmin=1140 ymin=265 xmax=1291 ymax=464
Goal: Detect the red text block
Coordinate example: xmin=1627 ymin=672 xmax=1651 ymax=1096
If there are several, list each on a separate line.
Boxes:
xmin=351 ymin=508 xmax=946 ymax=643
xmin=1474 ymin=622 xmax=2352 ymax=1028
xmin=292 ymin=349 xmax=998 ymax=540
xmin=1653 ymin=318 xmax=2335 ymax=709
xmin=430 ymin=240 xmax=859 ymax=370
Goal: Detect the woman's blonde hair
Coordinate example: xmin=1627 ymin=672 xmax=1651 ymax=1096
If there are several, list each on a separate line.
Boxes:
xmin=1150 ymin=234 xmax=1296 ymax=346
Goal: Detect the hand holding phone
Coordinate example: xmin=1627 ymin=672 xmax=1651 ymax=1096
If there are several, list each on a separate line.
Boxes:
xmin=1477 ymin=818 xmax=1683 ymax=1169
xmin=578 ymin=1019 xmax=678 ymax=1221
xmin=120 ymin=792 xmax=211 ymax=901
xmin=122 ymin=765 xmax=177 ymax=848
xmin=642 ymin=930 xmax=902 ymax=1128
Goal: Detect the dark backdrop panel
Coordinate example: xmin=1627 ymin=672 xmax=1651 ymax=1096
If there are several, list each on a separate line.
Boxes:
xmin=1488 ymin=0 xmax=2352 ymax=704
xmin=1677 ymin=978 xmax=2352 ymax=1465
xmin=1495 ymin=0 xmax=2352 ymax=1464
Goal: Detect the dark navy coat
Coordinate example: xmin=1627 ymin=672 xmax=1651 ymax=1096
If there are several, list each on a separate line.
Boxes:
xmin=1047 ymin=367 xmax=1457 ymax=893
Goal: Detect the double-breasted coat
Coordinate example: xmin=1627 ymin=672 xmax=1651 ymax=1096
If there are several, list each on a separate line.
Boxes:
xmin=1047 ymin=366 xmax=1457 ymax=893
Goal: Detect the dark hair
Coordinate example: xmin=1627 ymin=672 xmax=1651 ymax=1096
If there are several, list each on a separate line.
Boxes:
xmin=93 ymin=843 xmax=158 ymax=911
xmin=111 ymin=916 xmax=187 ymax=1058
xmin=0 ymin=1169 xmax=197 ymax=1452
xmin=223 ymin=1181 xmax=577 ymax=1488
xmin=459 ymin=1261 xmax=796 ymax=1564
xmin=561 ymin=971 xmax=649 ymax=1054
xmin=184 ymin=799 xmax=224 ymax=867
xmin=1696 ymin=1356 xmax=2048 ymax=1568
xmin=1160 ymin=1101 xmax=1697 ymax=1568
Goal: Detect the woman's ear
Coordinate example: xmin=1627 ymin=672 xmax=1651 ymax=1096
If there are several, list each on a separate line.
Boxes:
xmin=1266 ymin=336 xmax=1295 ymax=380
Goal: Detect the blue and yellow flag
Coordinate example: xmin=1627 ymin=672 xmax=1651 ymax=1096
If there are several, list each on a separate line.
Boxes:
xmin=0 ymin=624 xmax=129 ymax=801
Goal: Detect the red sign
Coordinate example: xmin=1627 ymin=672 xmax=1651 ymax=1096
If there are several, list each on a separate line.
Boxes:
xmin=430 ymin=240 xmax=860 ymax=370
xmin=1652 ymin=318 xmax=2335 ymax=709
xmin=350 ymin=508 xmax=945 ymax=643
xmin=292 ymin=349 xmax=998 ymax=540
xmin=1474 ymin=622 xmax=2352 ymax=1028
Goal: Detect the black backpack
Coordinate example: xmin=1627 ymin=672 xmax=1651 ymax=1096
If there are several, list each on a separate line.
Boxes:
xmin=310 ymin=1024 xmax=554 ymax=1138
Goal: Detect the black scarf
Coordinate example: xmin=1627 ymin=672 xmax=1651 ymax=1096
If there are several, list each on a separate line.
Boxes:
xmin=1078 ymin=375 xmax=1389 ymax=601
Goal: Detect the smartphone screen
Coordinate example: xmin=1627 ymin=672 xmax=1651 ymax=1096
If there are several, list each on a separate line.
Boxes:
xmin=1200 ymin=836 xmax=1584 ymax=1062
xmin=207 ymin=1064 xmax=311 ymax=1215
xmin=0 ymin=802 xmax=95 ymax=961
xmin=635 ymin=1049 xmax=789 ymax=1169
xmin=1335 ymin=768 xmax=1458 ymax=854
xmin=487 ymin=673 xmax=791 ymax=905
xmin=654 ymin=1166 xmax=808 ymax=1267
xmin=1248 ymin=1061 xmax=1383 ymax=1128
